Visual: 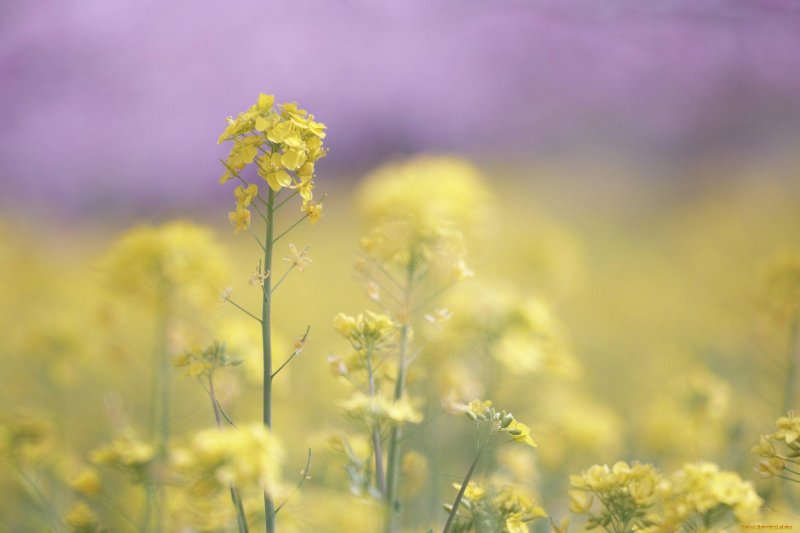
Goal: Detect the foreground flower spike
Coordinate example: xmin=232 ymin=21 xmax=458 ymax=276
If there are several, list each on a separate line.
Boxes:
xmin=569 ymin=461 xmax=662 ymax=532
xmin=218 ymin=93 xmax=327 ymax=533
xmin=752 ymin=411 xmax=800 ymax=483
xmin=219 ymin=93 xmax=327 ymax=231
xmin=443 ymin=399 xmax=539 ymax=533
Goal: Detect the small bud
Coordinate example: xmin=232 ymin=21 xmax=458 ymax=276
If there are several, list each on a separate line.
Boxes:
xmin=508 ymin=429 xmax=523 ymax=436
xmin=501 ymin=414 xmax=514 ymax=429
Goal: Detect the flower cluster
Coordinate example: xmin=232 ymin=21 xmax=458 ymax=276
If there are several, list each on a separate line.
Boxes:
xmin=219 ymin=93 xmax=327 ymax=232
xmin=445 ymin=482 xmax=547 ymax=533
xmin=752 ymin=411 xmax=800 ymax=481
xmin=357 ymin=156 xmax=484 ymax=282
xmin=173 ymin=340 xmax=242 ymax=378
xmin=659 ymin=462 xmax=762 ymax=530
xmin=102 ymin=221 xmax=230 ymax=308
xmin=339 ymin=392 xmax=423 ymax=428
xmin=465 ymin=399 xmax=537 ymax=448
xmin=334 ymin=311 xmax=396 ymax=353
xmin=569 ymin=461 xmax=662 ymax=532
xmin=90 ymin=431 xmax=157 ymax=484
xmin=171 ymin=423 xmax=283 ymax=498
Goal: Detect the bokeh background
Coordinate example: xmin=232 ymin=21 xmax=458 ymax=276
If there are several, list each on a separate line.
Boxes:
xmin=3 ymin=1 xmax=800 ymax=531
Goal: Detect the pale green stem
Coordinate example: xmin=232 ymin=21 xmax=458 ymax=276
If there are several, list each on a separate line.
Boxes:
xmin=209 ymin=375 xmax=249 ymax=533
xmin=366 ymin=346 xmax=386 ymax=496
xmin=783 ymin=313 xmax=800 ymax=413
xmin=384 ymin=266 xmax=415 ymax=533
xmin=442 ymin=439 xmax=488 ymax=533
xmin=262 ymin=188 xmax=276 ymax=533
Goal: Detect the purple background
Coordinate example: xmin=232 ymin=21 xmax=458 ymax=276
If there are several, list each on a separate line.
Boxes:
xmin=3 ymin=0 xmax=800 ymax=210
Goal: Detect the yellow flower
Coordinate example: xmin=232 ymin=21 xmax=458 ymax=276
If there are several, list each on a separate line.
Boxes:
xmin=65 ymin=502 xmax=98 ymax=530
xmin=234 ymin=183 xmax=258 ymax=208
xmin=228 ymin=206 xmax=251 ymax=234
xmin=69 ymin=468 xmax=101 ymax=497
xmin=283 ymin=243 xmax=312 ymax=272
xmin=219 ymin=92 xmax=326 ymax=218
xmin=339 ymin=392 xmax=423 ymax=426
xmin=172 ymin=423 xmax=283 ymax=498
xmin=756 ymin=457 xmax=785 ymax=478
xmin=302 ymin=200 xmax=323 ymax=224
xmin=102 ymin=221 xmax=230 ymax=308
xmin=506 ymin=419 xmax=537 ymax=448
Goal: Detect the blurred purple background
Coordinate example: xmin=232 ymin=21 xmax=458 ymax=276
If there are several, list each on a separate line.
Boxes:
xmin=2 ymin=0 xmax=800 ymax=210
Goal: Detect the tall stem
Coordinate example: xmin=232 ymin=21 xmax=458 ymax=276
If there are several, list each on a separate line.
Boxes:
xmin=384 ymin=266 xmax=414 ymax=533
xmin=366 ymin=347 xmax=386 ymax=496
xmin=262 ymin=188 xmax=277 ymax=533
xmin=783 ymin=313 xmax=800 ymax=413
xmin=149 ymin=300 xmax=169 ymax=533
xmin=442 ymin=441 xmax=486 ymax=533
xmin=210 ymin=376 xmax=249 ymax=533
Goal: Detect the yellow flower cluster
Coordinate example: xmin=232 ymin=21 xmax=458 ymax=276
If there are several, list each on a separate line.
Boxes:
xmin=339 ymin=392 xmax=423 ymax=428
xmin=65 ymin=502 xmax=99 ymax=532
xmin=569 ymin=461 xmax=762 ymax=532
xmin=569 ymin=461 xmax=662 ymax=531
xmin=660 ymin=462 xmax=761 ymax=529
xmin=173 ymin=340 xmax=242 ymax=378
xmin=752 ymin=412 xmax=800 ymax=480
xmin=357 ymin=156 xmax=485 ymax=280
xmin=446 ymin=482 xmax=547 ymax=533
xmin=90 ymin=431 xmax=156 ymax=484
xmin=219 ymin=93 xmax=327 ymax=232
xmin=465 ymin=399 xmax=538 ymax=448
xmin=172 ymin=423 xmax=283 ymax=498
xmin=334 ymin=311 xmax=396 ymax=353
xmin=0 ymin=414 xmax=53 ymax=464
xmin=102 ymin=221 xmax=230 ymax=308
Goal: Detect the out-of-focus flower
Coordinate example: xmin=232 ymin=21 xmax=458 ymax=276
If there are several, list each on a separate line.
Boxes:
xmin=102 ymin=221 xmax=230 ymax=308
xmin=69 ymin=468 xmax=101 ymax=497
xmin=90 ymin=430 xmax=156 ymax=484
xmin=172 ymin=423 xmax=283 ymax=498
xmin=356 ymin=156 xmax=487 ymax=281
xmin=65 ymin=502 xmax=99 ymax=532
xmin=339 ymin=392 xmax=423 ymax=427
xmin=659 ymin=462 xmax=762 ymax=529
xmin=569 ymin=461 xmax=662 ymax=531
xmin=334 ymin=311 xmax=396 ymax=353
xmin=283 ymin=243 xmax=312 ymax=272
xmin=445 ymin=482 xmax=546 ymax=533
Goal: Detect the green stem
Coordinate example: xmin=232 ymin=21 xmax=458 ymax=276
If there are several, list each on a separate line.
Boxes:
xmin=262 ymin=188 xmax=277 ymax=533
xmin=783 ymin=313 xmax=800 ymax=413
xmin=384 ymin=267 xmax=415 ymax=533
xmin=209 ymin=375 xmax=249 ymax=533
xmin=442 ymin=440 xmax=487 ymax=533
xmin=149 ymin=301 xmax=170 ymax=533
xmin=366 ymin=346 xmax=386 ymax=496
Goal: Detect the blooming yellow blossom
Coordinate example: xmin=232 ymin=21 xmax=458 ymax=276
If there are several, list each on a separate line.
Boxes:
xmin=65 ymin=502 xmax=98 ymax=530
xmin=102 ymin=221 xmax=230 ymax=308
xmin=339 ymin=392 xmax=423 ymax=427
xmin=172 ymin=423 xmax=283 ymax=498
xmin=219 ymin=93 xmax=326 ymax=220
xmin=69 ymin=468 xmax=101 ymax=497
xmin=234 ymin=183 xmax=258 ymax=208
xmin=228 ymin=206 xmax=251 ymax=234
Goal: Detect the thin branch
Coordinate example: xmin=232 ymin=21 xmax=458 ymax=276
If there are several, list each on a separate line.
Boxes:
xmin=226 ymin=299 xmax=262 ymax=324
xmin=271 ymin=326 xmax=311 ymax=379
xmin=275 ymin=449 xmax=313 ymax=514
xmin=270 ymin=265 xmax=296 ymax=295
xmin=273 ymin=213 xmax=310 ymax=244
xmin=275 ymin=189 xmax=300 ymax=211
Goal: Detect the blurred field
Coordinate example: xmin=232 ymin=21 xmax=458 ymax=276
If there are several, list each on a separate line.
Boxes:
xmin=2 ymin=155 xmax=800 ymax=531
